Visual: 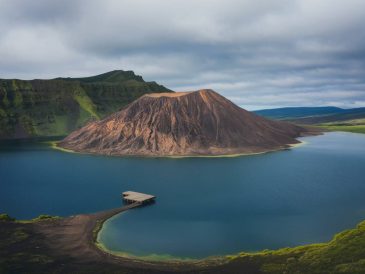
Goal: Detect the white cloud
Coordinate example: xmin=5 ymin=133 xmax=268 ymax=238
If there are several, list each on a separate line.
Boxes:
xmin=0 ymin=0 xmax=364 ymax=108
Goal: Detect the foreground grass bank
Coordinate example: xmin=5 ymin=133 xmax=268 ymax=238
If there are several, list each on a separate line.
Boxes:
xmin=227 ymin=220 xmax=365 ymax=274
xmin=1 ymin=211 xmax=365 ymax=274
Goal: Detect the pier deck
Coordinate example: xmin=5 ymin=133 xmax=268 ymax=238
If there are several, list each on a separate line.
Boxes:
xmin=122 ymin=191 xmax=156 ymax=204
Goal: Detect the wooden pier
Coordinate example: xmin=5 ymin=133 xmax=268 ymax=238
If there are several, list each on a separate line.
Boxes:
xmin=122 ymin=191 xmax=156 ymax=204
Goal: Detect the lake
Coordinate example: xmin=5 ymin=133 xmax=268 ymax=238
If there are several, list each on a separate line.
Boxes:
xmin=1 ymin=132 xmax=365 ymax=259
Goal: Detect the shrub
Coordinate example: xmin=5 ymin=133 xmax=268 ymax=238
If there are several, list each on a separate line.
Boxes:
xmin=0 ymin=213 xmax=15 ymax=221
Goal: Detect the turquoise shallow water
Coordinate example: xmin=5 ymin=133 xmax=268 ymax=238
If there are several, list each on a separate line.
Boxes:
xmin=1 ymin=132 xmax=365 ymax=258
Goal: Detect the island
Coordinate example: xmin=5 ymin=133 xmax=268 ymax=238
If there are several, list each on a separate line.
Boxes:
xmin=58 ymin=89 xmax=317 ymax=156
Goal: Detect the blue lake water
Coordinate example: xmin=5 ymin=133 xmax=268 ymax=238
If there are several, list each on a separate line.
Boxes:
xmin=1 ymin=132 xmax=365 ymax=259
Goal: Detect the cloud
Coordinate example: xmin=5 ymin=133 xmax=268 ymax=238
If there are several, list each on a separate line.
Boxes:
xmin=0 ymin=0 xmax=364 ymax=109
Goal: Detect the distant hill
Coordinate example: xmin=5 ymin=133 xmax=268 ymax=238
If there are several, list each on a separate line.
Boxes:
xmin=0 ymin=70 xmax=171 ymax=139
xmin=255 ymin=106 xmax=365 ymax=124
xmin=254 ymin=107 xmax=344 ymax=120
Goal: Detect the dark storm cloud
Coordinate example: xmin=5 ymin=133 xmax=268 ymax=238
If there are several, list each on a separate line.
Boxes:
xmin=0 ymin=0 xmax=365 ymax=109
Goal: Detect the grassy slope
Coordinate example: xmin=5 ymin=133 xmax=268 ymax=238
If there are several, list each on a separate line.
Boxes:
xmin=317 ymin=118 xmax=365 ymax=134
xmin=0 ymin=70 xmax=171 ymax=139
xmin=319 ymin=125 xmax=365 ymax=134
xmin=226 ymin=220 xmax=365 ymax=273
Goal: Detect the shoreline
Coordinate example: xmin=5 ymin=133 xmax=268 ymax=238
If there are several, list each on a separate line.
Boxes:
xmin=51 ymin=140 xmax=308 ymax=159
xmin=95 ymin=213 xmax=205 ymax=262
xmin=30 ymin=205 xmax=224 ymax=270
xmin=47 ymin=141 xmax=77 ymax=153
xmin=92 ymin=204 xmax=200 ymax=263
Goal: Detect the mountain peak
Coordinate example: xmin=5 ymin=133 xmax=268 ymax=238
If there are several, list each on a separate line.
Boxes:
xmin=88 ymin=70 xmax=143 ymax=83
xmin=197 ymin=88 xmax=215 ymax=93
xmin=59 ymin=70 xmax=145 ymax=83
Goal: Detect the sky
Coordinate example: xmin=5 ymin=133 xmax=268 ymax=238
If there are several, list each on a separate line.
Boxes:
xmin=0 ymin=0 xmax=365 ymax=110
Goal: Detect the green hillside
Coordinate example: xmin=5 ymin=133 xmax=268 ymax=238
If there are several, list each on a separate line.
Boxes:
xmin=226 ymin=219 xmax=365 ymax=274
xmin=0 ymin=70 xmax=171 ymax=139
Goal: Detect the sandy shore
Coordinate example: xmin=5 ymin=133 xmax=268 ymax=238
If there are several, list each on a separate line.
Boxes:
xmin=38 ymin=206 xmax=169 ymax=266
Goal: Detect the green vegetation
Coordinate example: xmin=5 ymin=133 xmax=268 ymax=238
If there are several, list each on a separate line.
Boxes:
xmin=73 ymin=86 xmax=100 ymax=119
xmin=319 ymin=125 xmax=365 ymax=134
xmin=0 ymin=213 xmax=60 ymax=223
xmin=0 ymin=70 xmax=171 ymax=139
xmin=31 ymin=215 xmax=60 ymax=221
xmin=17 ymin=215 xmax=61 ymax=224
xmin=317 ymin=118 xmax=365 ymax=134
xmin=93 ymin=220 xmax=103 ymax=242
xmin=0 ymin=214 xmax=15 ymax=221
xmin=228 ymin=220 xmax=365 ymax=273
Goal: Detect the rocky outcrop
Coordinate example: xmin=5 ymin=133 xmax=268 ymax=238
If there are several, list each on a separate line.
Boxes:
xmin=59 ymin=89 xmax=310 ymax=156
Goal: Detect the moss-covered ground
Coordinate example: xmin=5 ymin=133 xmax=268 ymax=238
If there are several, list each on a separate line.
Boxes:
xmin=227 ymin=220 xmax=365 ymax=273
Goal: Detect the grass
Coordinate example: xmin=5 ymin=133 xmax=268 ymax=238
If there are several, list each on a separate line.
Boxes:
xmin=73 ymin=86 xmax=100 ymax=119
xmin=77 ymin=106 xmax=96 ymax=127
xmin=316 ymin=118 xmax=365 ymax=134
xmin=30 ymin=215 xmax=60 ymax=222
xmin=48 ymin=141 xmax=75 ymax=153
xmin=227 ymin=220 xmax=365 ymax=273
xmin=319 ymin=125 xmax=365 ymax=134
xmin=0 ymin=214 xmax=15 ymax=222
xmin=0 ymin=213 xmax=60 ymax=224
xmin=18 ymin=215 xmax=61 ymax=224
xmin=33 ymin=115 xmax=69 ymax=137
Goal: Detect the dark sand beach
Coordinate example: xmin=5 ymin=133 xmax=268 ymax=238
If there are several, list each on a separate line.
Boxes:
xmin=0 ymin=206 xmax=235 ymax=274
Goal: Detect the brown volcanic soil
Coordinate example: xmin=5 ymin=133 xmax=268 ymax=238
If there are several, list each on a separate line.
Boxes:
xmin=0 ymin=207 xmax=260 ymax=274
xmin=59 ymin=89 xmax=311 ymax=156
